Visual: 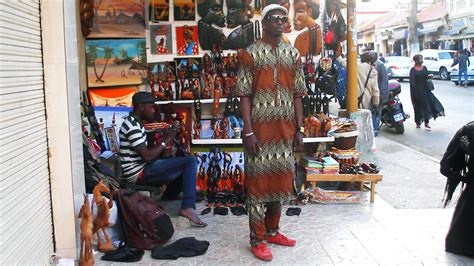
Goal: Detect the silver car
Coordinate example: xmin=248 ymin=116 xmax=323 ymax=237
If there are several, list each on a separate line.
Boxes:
xmin=384 ymin=56 xmax=413 ymax=81
xmin=450 ymin=56 xmax=474 ymax=85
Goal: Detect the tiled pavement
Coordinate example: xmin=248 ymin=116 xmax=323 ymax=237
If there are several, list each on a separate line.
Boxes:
xmin=94 ymin=196 xmax=474 ymax=265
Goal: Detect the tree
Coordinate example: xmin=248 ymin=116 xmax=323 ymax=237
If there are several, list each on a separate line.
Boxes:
xmin=97 ymin=46 xmax=114 ymax=82
xmin=119 ymin=48 xmax=128 ymax=61
xmin=138 ymin=41 xmax=147 ymax=66
xmin=93 ymin=0 xmax=104 ymax=32
xmin=88 ymin=44 xmax=102 ymax=82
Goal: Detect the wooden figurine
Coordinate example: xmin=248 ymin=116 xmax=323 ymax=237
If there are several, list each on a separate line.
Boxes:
xmin=79 ymin=194 xmax=94 ymax=266
xmin=213 ymin=120 xmax=222 ymax=139
xmin=221 ymin=117 xmax=229 ymax=139
xmin=202 ymin=73 xmax=214 ymax=99
xmin=193 ymin=121 xmax=201 ymax=139
xmin=92 ymin=180 xmax=115 ymax=253
xmin=304 ymin=115 xmax=321 ymax=137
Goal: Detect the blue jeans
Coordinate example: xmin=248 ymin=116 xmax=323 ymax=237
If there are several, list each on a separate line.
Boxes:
xmin=371 ymin=105 xmax=382 ymax=136
xmin=458 ymin=68 xmax=468 ymax=84
xmin=142 ymin=156 xmax=198 ymax=209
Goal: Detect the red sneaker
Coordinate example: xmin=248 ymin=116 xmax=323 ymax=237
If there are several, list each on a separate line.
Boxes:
xmin=266 ymin=233 xmax=296 ymax=246
xmin=251 ymin=243 xmax=273 ymax=261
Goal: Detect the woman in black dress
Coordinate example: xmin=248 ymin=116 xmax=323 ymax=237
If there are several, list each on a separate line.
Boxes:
xmin=409 ymin=54 xmax=445 ymax=129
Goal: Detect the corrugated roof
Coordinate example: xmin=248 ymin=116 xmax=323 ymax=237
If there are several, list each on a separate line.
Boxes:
xmin=417 ymin=3 xmax=447 ymax=23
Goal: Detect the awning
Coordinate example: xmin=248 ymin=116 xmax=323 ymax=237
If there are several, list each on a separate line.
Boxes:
xmin=392 ymin=29 xmax=409 ymax=40
xmin=417 ymin=26 xmax=440 ymax=36
xmin=443 ymin=27 xmax=465 ymax=36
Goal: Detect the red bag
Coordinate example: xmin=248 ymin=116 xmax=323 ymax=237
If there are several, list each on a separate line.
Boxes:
xmin=117 ymin=189 xmax=174 ymax=250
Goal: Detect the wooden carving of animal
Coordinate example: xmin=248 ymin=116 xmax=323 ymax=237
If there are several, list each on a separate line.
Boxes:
xmin=92 ymin=180 xmax=115 ymax=252
xmin=79 ymin=194 xmax=94 ymax=266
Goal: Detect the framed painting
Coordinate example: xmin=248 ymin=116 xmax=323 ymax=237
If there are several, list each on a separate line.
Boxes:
xmin=86 ymin=39 xmax=147 ymax=87
xmin=104 ymin=127 xmax=120 ymax=153
xmin=149 ymin=24 xmax=172 ymax=55
xmin=88 ymin=86 xmax=138 ymax=107
xmin=87 ymin=0 xmax=146 ymax=39
xmin=94 ymin=106 xmax=133 ymax=151
xmin=174 ymin=0 xmax=196 ymax=21
xmin=176 ymin=25 xmax=199 ymax=55
xmin=149 ymin=0 xmax=169 ymax=22
xmin=174 ymin=57 xmax=202 ymax=79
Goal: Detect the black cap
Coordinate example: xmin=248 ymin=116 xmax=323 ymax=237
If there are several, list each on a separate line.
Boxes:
xmin=132 ymin=92 xmax=156 ymax=106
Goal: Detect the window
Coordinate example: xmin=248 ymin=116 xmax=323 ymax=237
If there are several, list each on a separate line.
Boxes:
xmin=438 ymin=52 xmax=453 ymax=60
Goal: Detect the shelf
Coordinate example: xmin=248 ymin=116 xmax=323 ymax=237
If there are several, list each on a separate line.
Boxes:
xmin=305 ymin=173 xmax=382 ymax=182
xmin=192 ymin=136 xmax=334 ymax=145
xmin=155 ymin=98 xmax=228 ymax=105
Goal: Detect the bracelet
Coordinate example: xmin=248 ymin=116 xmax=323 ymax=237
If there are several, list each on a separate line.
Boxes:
xmin=244 ymin=132 xmax=254 ymax=137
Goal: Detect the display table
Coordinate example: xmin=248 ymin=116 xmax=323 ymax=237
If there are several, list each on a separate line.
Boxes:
xmin=305 ymin=173 xmax=383 ymax=203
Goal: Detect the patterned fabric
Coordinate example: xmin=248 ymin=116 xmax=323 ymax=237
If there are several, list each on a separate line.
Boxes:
xmin=236 ymin=39 xmax=306 ymax=246
xmin=119 ymin=114 xmax=147 ymax=184
xmin=247 ymin=201 xmax=281 ymax=246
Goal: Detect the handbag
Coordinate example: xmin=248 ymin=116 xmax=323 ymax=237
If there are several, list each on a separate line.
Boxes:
xmin=358 ymin=67 xmax=373 ymax=108
xmin=426 ymin=79 xmax=435 ymax=91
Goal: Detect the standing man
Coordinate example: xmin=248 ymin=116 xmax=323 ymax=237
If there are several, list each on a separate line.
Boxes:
xmin=452 ymin=49 xmax=471 ymax=87
xmin=119 ymin=92 xmax=207 ymax=227
xmin=235 ymin=4 xmax=306 ymax=261
xmin=373 ymin=51 xmax=389 ymax=136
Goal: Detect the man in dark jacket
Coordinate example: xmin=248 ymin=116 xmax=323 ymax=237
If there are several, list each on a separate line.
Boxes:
xmin=452 ymin=50 xmax=471 ymax=87
xmin=372 ymin=51 xmax=388 ymax=136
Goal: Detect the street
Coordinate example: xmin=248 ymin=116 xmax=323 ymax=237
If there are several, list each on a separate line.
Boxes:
xmin=376 ymin=79 xmax=473 ymax=209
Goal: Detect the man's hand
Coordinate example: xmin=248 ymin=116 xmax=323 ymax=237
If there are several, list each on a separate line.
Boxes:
xmin=243 ymin=134 xmax=261 ymax=156
xmin=428 ymin=73 xmax=434 ymax=78
xmin=293 ymin=132 xmax=304 ymax=152
xmin=163 ymin=126 xmax=178 ymax=143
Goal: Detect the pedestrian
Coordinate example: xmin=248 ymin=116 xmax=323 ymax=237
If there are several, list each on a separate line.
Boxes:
xmin=452 ymin=49 xmax=471 ymax=87
xmin=235 ymin=4 xmax=305 ymax=261
xmin=409 ymin=54 xmax=445 ymax=129
xmin=372 ymin=51 xmax=389 ymax=136
xmin=119 ymin=91 xmax=207 ymax=227
xmin=379 ymin=52 xmax=385 ymax=63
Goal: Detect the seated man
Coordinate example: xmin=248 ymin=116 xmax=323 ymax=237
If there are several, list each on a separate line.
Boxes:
xmin=119 ymin=91 xmax=206 ymax=227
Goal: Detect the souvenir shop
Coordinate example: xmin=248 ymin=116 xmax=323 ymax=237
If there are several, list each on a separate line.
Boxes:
xmin=75 ymin=0 xmax=383 ymax=263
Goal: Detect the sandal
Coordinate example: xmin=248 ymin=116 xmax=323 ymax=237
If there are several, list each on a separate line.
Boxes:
xmin=179 ymin=213 xmax=207 ymax=227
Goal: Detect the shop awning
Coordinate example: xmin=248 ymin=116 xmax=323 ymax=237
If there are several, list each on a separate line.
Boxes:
xmin=417 ymin=26 xmax=440 ymax=36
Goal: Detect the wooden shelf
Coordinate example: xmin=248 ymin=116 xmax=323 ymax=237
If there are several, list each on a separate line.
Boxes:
xmin=155 ymin=98 xmax=228 ymax=105
xmin=192 ymin=136 xmax=334 ymax=145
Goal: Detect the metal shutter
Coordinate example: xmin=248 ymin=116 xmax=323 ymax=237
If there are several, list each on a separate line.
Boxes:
xmin=0 ymin=1 xmax=54 ymax=264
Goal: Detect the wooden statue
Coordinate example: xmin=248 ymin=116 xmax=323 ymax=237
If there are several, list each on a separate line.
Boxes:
xmin=79 ymin=194 xmax=94 ymax=266
xmin=221 ymin=117 xmax=229 ymax=139
xmin=293 ymin=0 xmax=322 ymax=57
xmin=193 ymin=121 xmax=201 ymax=139
xmin=304 ymin=115 xmax=321 ymax=137
xmin=92 ymin=181 xmax=115 ymax=253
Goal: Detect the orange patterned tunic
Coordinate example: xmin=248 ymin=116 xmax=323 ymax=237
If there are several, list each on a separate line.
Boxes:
xmin=235 ymin=39 xmax=306 ymax=205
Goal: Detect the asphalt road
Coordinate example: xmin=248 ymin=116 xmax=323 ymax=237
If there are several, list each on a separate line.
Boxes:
xmin=376 ymin=79 xmax=473 ymax=209
xmin=379 ymin=79 xmax=474 ymax=160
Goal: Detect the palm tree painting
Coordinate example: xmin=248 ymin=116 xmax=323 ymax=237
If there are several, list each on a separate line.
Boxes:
xmin=86 ymin=39 xmax=147 ymax=87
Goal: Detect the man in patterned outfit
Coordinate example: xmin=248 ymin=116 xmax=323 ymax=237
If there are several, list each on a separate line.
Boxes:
xmin=235 ymin=4 xmax=306 ymax=261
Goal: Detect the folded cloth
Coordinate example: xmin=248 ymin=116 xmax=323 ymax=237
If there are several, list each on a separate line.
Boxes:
xmin=101 ymin=242 xmax=144 ymax=262
xmin=213 ymin=206 xmax=229 ymax=215
xmin=151 ymin=237 xmax=210 ymax=260
xmin=286 ymin=207 xmax=302 ymax=216
xmin=230 ymin=206 xmax=248 ymax=216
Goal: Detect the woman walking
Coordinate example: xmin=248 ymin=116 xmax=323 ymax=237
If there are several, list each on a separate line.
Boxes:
xmin=409 ymin=54 xmax=445 ymax=129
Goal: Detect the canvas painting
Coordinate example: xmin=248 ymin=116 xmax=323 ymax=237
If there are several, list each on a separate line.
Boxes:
xmin=94 ymin=106 xmax=133 ymax=151
xmin=149 ymin=0 xmax=169 ymax=22
xmin=174 ymin=0 xmax=196 ymax=21
xmin=87 ymin=0 xmax=145 ymax=39
xmin=176 ymin=25 xmax=199 ymax=55
xmin=87 ymin=86 xmax=138 ymax=107
xmin=175 ymin=57 xmax=202 ymax=79
xmin=86 ymin=39 xmax=147 ymax=87
xmin=150 ymin=24 xmax=172 ymax=55
xmin=148 ymin=61 xmax=176 ymax=82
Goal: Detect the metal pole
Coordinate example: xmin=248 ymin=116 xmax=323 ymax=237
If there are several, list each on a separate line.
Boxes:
xmin=346 ymin=0 xmax=358 ymax=113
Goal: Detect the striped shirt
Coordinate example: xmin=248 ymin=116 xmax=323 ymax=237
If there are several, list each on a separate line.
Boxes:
xmin=119 ymin=114 xmax=146 ymax=184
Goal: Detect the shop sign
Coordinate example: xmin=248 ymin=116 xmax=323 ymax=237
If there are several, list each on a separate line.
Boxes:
xmin=452 ymin=19 xmax=465 ymax=28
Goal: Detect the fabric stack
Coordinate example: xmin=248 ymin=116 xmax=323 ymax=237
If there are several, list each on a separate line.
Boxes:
xmin=301 ymin=156 xmax=339 ymax=174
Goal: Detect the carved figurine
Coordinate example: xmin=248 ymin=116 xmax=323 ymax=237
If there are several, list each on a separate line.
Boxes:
xmin=304 ymin=115 xmax=321 ymax=137
xmin=79 ymin=194 xmax=94 ymax=266
xmin=226 ymin=0 xmax=255 ymax=49
xmin=202 ymin=73 xmax=214 ymax=99
xmin=197 ymin=0 xmax=227 ymax=50
xmin=193 ymin=121 xmax=201 ymax=140
xmin=293 ymin=0 xmax=322 ymax=57
xmin=221 ymin=117 xmax=229 ymax=139
xmin=202 ymin=53 xmax=213 ymax=74
xmin=92 ymin=180 xmax=115 ymax=252
xmin=213 ymin=120 xmax=222 ymax=139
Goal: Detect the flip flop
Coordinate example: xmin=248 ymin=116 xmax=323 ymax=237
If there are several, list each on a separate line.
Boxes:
xmin=179 ymin=214 xmax=208 ymax=227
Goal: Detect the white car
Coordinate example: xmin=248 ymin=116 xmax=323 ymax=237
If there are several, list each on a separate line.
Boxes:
xmin=419 ymin=49 xmax=456 ymax=80
xmin=384 ymin=56 xmax=412 ymax=81
xmin=450 ymin=56 xmax=474 ymax=85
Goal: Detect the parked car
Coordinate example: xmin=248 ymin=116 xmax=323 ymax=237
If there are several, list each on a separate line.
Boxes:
xmin=419 ymin=49 xmax=456 ymax=80
xmin=450 ymin=56 xmax=474 ymax=85
xmin=384 ymin=56 xmax=412 ymax=81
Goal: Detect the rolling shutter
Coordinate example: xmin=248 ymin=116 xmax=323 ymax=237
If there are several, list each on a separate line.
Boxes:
xmin=0 ymin=1 xmax=54 ymax=264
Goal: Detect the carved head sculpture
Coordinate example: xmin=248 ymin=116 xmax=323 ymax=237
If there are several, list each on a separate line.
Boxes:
xmin=198 ymin=0 xmax=226 ymax=27
xmin=293 ymin=0 xmax=320 ymax=31
xmin=226 ymin=0 xmax=254 ymax=28
xmin=264 ymin=0 xmax=290 ymax=12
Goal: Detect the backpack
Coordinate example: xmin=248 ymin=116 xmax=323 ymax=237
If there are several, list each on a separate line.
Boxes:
xmin=117 ymin=189 xmax=174 ymax=250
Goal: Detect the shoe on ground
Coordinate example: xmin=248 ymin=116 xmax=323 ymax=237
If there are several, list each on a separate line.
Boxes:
xmin=266 ymin=233 xmax=296 ymax=246
xmin=251 ymin=243 xmax=273 ymax=261
xmin=416 ymin=124 xmax=421 ymax=128
xmin=424 ymin=123 xmax=431 ymax=130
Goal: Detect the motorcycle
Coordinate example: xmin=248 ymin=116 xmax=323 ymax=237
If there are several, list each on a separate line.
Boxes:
xmin=380 ymin=79 xmax=409 ymax=134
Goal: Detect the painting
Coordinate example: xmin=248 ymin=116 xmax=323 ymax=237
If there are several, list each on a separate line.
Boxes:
xmin=174 ymin=0 xmax=195 ymax=21
xmin=88 ymin=86 xmax=138 ymax=107
xmin=149 ymin=0 xmax=169 ymax=22
xmin=175 ymin=57 xmax=202 ymax=79
xmin=105 ymin=127 xmax=120 ymax=153
xmin=148 ymin=61 xmax=176 ymax=81
xmin=86 ymin=39 xmax=147 ymax=87
xmin=149 ymin=24 xmax=172 ymax=55
xmin=94 ymin=106 xmax=133 ymax=151
xmin=176 ymin=25 xmax=199 ymax=55
xmin=87 ymin=0 xmax=145 ymax=39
